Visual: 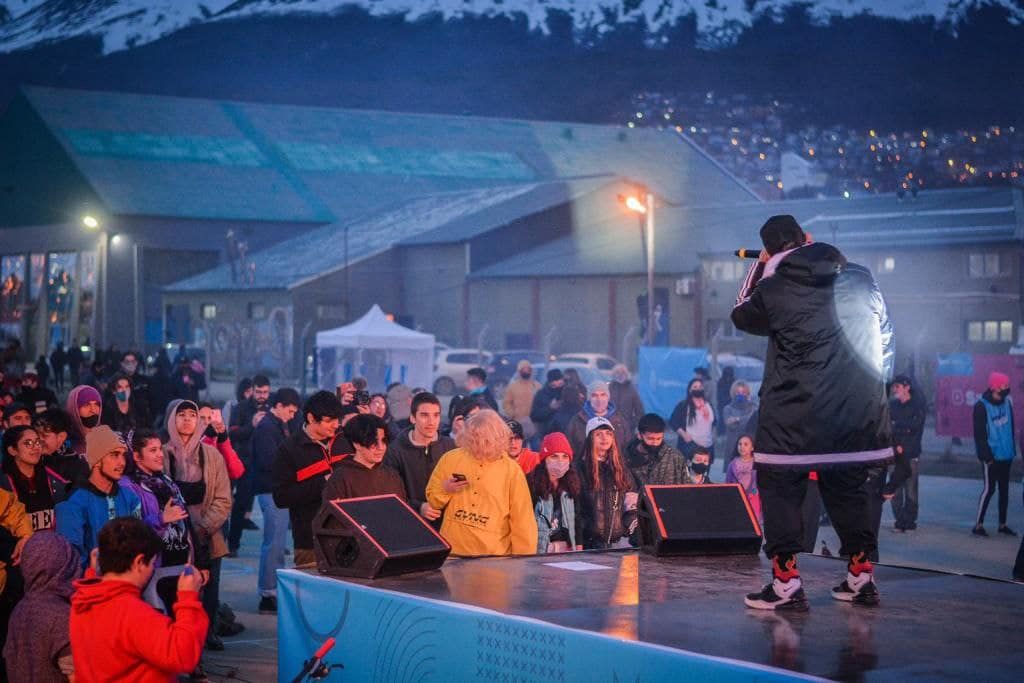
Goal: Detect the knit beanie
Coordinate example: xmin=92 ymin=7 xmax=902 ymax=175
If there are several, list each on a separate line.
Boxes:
xmin=988 ymin=372 xmax=1010 ymax=391
xmin=75 ymin=386 xmax=102 ymax=409
xmin=587 ymin=380 xmax=609 ymax=396
xmin=539 ymin=432 xmax=573 ymax=462
xmin=85 ymin=425 xmax=125 ymax=469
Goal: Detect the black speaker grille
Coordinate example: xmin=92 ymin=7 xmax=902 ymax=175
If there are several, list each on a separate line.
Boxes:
xmin=652 ymin=486 xmax=754 ymax=536
xmin=338 ymin=497 xmax=445 ymax=554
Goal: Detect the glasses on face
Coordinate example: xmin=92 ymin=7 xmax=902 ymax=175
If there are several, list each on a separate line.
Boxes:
xmin=19 ymin=439 xmax=42 ymax=449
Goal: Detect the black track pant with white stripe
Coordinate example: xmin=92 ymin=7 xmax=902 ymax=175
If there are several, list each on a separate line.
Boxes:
xmin=976 ymin=459 xmax=1012 ymax=527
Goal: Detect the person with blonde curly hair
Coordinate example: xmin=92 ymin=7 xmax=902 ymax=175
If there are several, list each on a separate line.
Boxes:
xmin=425 ymin=410 xmax=537 ymax=556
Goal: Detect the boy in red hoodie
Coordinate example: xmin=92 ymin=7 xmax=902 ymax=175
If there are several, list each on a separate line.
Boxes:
xmin=70 ymin=516 xmax=208 ymax=682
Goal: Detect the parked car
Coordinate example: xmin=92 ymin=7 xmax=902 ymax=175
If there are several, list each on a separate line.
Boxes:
xmin=554 ymin=353 xmax=620 ymax=379
xmin=433 ymin=347 xmax=492 ymax=396
xmin=486 ymin=350 xmax=553 ymax=398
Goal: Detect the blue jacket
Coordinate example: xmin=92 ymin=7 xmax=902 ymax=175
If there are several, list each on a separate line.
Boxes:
xmin=56 ymin=481 xmax=142 ymax=569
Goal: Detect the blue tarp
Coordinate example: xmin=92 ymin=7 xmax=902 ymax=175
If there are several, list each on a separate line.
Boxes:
xmin=637 ymin=346 xmax=709 ymax=419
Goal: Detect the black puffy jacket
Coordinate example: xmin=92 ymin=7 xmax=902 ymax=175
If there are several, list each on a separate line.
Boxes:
xmin=731 ymin=242 xmax=894 ymax=470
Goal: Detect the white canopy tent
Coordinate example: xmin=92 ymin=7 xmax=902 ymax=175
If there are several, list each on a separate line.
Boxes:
xmin=315 ymin=305 xmax=435 ymax=392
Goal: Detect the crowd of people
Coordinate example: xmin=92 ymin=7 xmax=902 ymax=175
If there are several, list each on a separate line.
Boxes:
xmin=624 ymin=90 xmax=1024 ymax=199
xmin=0 ymin=328 xmax=1021 ymax=679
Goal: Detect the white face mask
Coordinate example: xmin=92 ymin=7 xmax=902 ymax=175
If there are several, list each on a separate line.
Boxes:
xmin=545 ymin=458 xmax=571 ymax=478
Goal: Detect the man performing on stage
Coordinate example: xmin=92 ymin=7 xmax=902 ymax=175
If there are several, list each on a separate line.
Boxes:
xmin=732 ymin=215 xmax=893 ymax=610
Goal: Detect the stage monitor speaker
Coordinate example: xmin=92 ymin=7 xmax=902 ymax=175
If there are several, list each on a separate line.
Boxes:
xmin=638 ymin=484 xmax=762 ymax=556
xmin=313 ymin=494 xmax=451 ymax=579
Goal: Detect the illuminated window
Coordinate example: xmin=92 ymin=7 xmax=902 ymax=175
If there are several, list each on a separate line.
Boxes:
xmin=878 ymin=256 xmax=895 ymax=273
xmin=966 ymin=319 xmax=1014 ymax=343
xmin=200 ymin=304 xmax=217 ymax=320
xmin=248 ymin=303 xmax=267 ymax=320
xmin=969 ymin=252 xmax=1006 ymax=278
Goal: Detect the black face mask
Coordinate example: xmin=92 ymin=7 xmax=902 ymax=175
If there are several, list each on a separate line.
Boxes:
xmin=691 ymin=463 xmax=709 ymax=475
xmin=80 ymin=414 xmax=100 ymax=428
xmin=690 ymin=390 xmax=705 ymax=399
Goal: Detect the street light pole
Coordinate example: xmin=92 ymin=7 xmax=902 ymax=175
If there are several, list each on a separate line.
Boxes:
xmin=100 ymin=229 xmax=108 ymax=350
xmin=644 ymin=192 xmax=655 ymax=346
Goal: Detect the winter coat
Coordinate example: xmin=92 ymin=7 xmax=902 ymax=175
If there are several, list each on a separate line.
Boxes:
xmin=529 ymin=383 xmax=564 ymax=437
xmin=502 ymin=377 xmax=541 ymax=422
xmin=0 ymin=488 xmax=32 ymax=595
xmin=609 ymin=380 xmax=645 ymax=434
xmin=624 ymin=439 xmax=691 ymax=488
xmin=43 ymin=445 xmax=90 ymax=491
xmin=890 ymin=396 xmax=926 ymax=460
xmin=533 ymin=490 xmax=579 ymax=553
xmin=69 ymin=578 xmax=207 ymax=682
xmin=56 ymin=481 xmax=142 ymax=571
xmin=575 ymin=457 xmax=637 ymax=549
xmin=321 ymin=457 xmax=406 ymax=504
xmin=163 ymin=400 xmax=232 ymax=560
xmin=425 ymin=448 xmax=537 ymax=556
xmin=272 ymin=427 xmax=352 ymax=551
xmin=1 ymin=464 xmax=69 ymax=532
xmin=250 ymin=411 xmax=289 ymax=494
xmin=731 ymin=242 xmax=894 ymax=470
xmin=383 ymin=428 xmax=456 ymax=518
xmin=3 ymin=532 xmax=80 ymax=683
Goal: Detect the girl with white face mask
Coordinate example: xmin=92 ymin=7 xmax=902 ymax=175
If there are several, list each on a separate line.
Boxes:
xmin=526 ymin=432 xmax=583 ymax=553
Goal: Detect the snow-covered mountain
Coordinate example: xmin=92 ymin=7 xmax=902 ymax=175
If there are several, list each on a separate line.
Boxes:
xmin=0 ymin=0 xmax=1021 ymax=54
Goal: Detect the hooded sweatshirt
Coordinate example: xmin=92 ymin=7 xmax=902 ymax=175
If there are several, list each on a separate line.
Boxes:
xmin=321 ymin=455 xmax=406 ymax=504
xmin=565 ymin=403 xmax=629 ymax=459
xmin=65 ymin=385 xmax=102 ymax=455
xmin=4 ymin=532 xmax=80 ymax=683
xmin=162 ymin=400 xmax=232 ymax=559
xmin=69 ymin=577 xmax=207 ymax=683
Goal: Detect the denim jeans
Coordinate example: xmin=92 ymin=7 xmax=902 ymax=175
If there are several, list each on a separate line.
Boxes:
xmin=257 ymin=493 xmax=290 ymax=598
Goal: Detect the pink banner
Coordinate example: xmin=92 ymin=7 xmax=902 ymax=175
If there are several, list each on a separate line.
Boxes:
xmin=935 ymin=354 xmax=1024 ymax=439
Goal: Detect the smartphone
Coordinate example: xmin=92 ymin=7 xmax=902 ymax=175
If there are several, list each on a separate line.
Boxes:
xmin=452 ymin=473 xmax=467 ymax=482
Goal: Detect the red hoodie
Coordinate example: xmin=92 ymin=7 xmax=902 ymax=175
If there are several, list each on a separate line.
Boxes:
xmin=69 ymin=577 xmax=207 ymax=682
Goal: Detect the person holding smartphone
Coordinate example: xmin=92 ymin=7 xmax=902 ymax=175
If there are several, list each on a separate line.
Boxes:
xmin=425 ymin=410 xmax=536 ymax=557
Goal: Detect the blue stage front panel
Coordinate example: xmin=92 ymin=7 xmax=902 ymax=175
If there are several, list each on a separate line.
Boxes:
xmin=277 ymin=569 xmax=816 ymax=683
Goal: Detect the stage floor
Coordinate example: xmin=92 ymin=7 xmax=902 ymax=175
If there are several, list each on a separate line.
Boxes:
xmin=323 ymin=551 xmax=1023 ymax=681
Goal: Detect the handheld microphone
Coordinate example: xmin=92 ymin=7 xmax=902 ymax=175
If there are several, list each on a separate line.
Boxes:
xmin=734 ymin=248 xmax=763 ymax=259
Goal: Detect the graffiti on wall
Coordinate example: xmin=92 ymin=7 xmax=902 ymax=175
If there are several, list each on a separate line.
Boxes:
xmin=205 ymin=305 xmax=293 ymax=377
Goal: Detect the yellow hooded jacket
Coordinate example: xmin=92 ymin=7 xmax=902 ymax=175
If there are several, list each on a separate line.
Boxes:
xmin=426 ymin=447 xmax=537 ymax=557
xmin=0 ymin=488 xmax=32 ymax=595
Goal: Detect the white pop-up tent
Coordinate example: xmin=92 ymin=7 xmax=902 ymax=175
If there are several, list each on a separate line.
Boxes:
xmin=315 ymin=305 xmax=435 ymax=392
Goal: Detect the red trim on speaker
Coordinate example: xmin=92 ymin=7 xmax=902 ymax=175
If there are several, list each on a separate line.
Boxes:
xmin=326 ymin=500 xmax=389 ymax=556
xmin=325 ymin=494 xmax=452 ymax=551
xmin=644 ymin=484 xmax=762 ymax=537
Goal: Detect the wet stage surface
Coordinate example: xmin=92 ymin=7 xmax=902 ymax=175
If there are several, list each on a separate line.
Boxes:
xmin=332 ymin=551 xmax=1024 ymax=681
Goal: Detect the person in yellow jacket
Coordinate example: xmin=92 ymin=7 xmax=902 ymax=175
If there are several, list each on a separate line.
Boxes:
xmin=0 ymin=487 xmax=33 ymax=596
xmin=426 ymin=410 xmax=537 ymax=556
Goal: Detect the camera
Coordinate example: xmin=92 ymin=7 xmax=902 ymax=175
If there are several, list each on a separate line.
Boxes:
xmin=355 ymin=390 xmax=371 ymax=406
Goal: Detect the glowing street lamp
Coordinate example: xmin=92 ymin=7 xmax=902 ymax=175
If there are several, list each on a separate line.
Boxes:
xmin=619 ymin=190 xmax=657 ymax=345
xmin=82 ymin=215 xmax=99 ymax=229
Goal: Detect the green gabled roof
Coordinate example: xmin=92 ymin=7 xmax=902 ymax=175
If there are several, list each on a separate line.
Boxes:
xmin=12 ymin=86 xmax=758 ymax=224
